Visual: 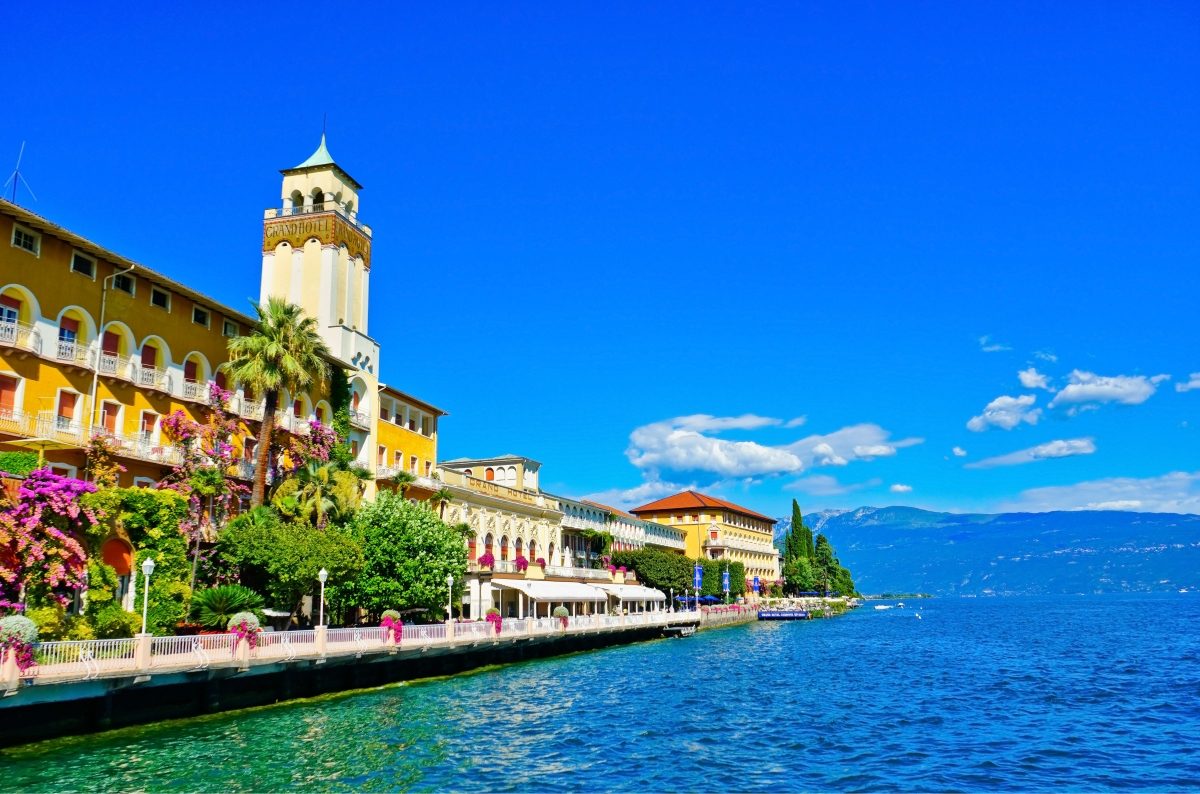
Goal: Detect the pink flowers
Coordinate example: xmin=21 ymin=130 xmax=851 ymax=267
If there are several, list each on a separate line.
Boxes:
xmin=485 ymin=609 xmax=502 ymax=634
xmin=0 ymin=469 xmax=94 ymax=609
xmin=380 ymin=612 xmax=404 ymax=642
xmin=477 ymin=552 xmax=495 ymax=568
xmin=514 ymin=555 xmax=529 ymax=572
xmin=536 ymin=557 xmax=546 ymax=567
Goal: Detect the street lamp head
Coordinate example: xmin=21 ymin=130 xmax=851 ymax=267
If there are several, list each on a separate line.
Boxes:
xmin=142 ymin=557 xmax=156 ymax=577
xmin=446 ymin=573 xmax=454 ymax=587
xmin=318 ymin=568 xmax=328 ymax=584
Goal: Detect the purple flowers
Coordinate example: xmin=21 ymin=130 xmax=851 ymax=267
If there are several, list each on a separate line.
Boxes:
xmin=477 ymin=552 xmax=495 ymax=568
xmin=514 ymin=555 xmax=529 ymax=572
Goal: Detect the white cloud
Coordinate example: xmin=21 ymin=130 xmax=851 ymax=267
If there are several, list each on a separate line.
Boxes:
xmin=627 ymin=416 xmax=802 ymax=477
xmin=1018 ymin=367 xmax=1051 ymax=391
xmin=967 ymin=394 xmax=1041 ymax=432
xmin=890 ymin=483 xmax=913 ymax=493
xmin=998 ymin=471 xmax=1200 ymax=514
xmin=787 ymin=475 xmax=880 ymax=497
xmin=783 ymin=416 xmax=808 ymax=428
xmin=1034 ymin=350 xmax=1058 ymax=363
xmin=625 ymin=416 xmax=922 ymax=479
xmin=582 ymin=477 xmax=694 ymax=511
xmin=784 ymin=424 xmax=923 ymax=469
xmin=1176 ymin=373 xmax=1200 ymax=393
xmin=1049 ymin=370 xmax=1169 ymax=410
xmin=979 ymin=335 xmax=1011 ymax=353
xmin=965 ymin=438 xmax=1096 ymax=469
xmin=952 ymin=446 xmax=968 ymax=457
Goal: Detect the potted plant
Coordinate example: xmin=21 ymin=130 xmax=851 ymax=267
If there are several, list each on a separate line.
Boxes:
xmin=381 ymin=609 xmax=403 ymax=643
xmin=485 ymin=608 xmax=502 ymax=635
xmin=477 ymin=552 xmax=495 ymax=571
xmin=536 ymin=557 xmax=546 ymax=568
xmin=552 ymin=605 xmax=569 ymax=629
xmin=227 ymin=611 xmax=262 ymax=650
xmin=514 ymin=555 xmax=529 ymax=573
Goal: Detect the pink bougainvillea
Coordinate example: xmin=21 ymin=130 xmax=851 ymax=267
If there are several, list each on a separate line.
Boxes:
xmin=0 ymin=469 xmax=96 ymax=609
xmin=381 ymin=613 xmax=404 ymax=642
xmin=485 ymin=611 xmax=503 ymax=634
xmin=514 ymin=555 xmax=529 ymax=573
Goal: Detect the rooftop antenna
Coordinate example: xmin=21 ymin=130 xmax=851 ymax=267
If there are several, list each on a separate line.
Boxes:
xmin=3 ymin=142 xmax=38 ymax=205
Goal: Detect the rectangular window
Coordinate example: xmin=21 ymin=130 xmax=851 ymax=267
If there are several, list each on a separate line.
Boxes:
xmin=101 ymin=402 xmax=120 ymax=433
xmin=394 ymin=450 xmax=403 ymax=467
xmin=380 ymin=405 xmax=390 ymax=422
xmin=113 ymin=273 xmax=134 ymax=295
xmin=70 ymin=252 xmax=95 ymax=278
xmin=222 ymin=319 xmax=238 ymax=337
xmin=11 ymin=226 xmax=38 ymax=255
xmin=192 ymin=306 xmax=209 ymax=327
xmin=140 ymin=412 xmax=157 ymax=438
xmin=58 ymin=317 xmax=79 ymax=342
xmin=57 ymin=391 xmax=76 ymax=421
xmin=0 ymin=375 xmax=18 ymax=417
xmin=410 ymin=455 xmax=418 ymax=474
xmin=150 ymin=288 xmax=170 ymax=311
xmin=421 ymin=416 xmax=432 ymax=436
xmin=424 ymin=460 xmax=432 ymax=476
xmin=377 ymin=446 xmax=386 ymax=466
xmin=0 ymin=294 xmax=20 ymax=325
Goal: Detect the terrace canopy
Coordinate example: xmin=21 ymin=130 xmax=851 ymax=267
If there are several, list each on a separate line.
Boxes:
xmin=595 ymin=584 xmax=667 ymax=602
xmin=490 ymin=579 xmax=608 ymax=619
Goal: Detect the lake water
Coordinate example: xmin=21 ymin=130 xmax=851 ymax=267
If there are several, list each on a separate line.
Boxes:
xmin=3 ymin=594 xmax=1199 ymax=791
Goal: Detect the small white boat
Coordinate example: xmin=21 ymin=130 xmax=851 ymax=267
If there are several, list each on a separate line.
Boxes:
xmin=874 ymin=605 xmax=892 ymax=610
xmin=915 ymin=613 xmax=922 ymax=620
xmin=896 ymin=602 xmax=905 ymax=608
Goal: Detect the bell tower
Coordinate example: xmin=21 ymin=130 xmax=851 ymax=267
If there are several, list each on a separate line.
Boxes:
xmin=259 ymin=135 xmax=379 ymax=374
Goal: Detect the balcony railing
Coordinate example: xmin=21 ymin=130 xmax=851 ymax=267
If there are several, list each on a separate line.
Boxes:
xmin=348 ymin=409 xmax=371 ymax=430
xmin=35 ymin=416 xmax=84 ymax=444
xmin=268 ymin=202 xmax=372 ymax=236
xmin=0 ymin=408 xmax=30 ymax=436
xmin=96 ymin=352 xmax=132 ymax=381
xmin=55 ymin=339 xmax=90 ymax=368
xmin=181 ymin=379 xmax=206 ymax=401
xmin=239 ymin=400 xmax=265 ymax=421
xmin=231 ymin=460 xmax=256 ymax=480
xmin=91 ymin=429 xmax=185 ymax=466
xmin=544 ymin=566 xmax=612 ymax=581
xmin=0 ymin=321 xmax=41 ymax=355
xmin=133 ymin=364 xmax=170 ymax=392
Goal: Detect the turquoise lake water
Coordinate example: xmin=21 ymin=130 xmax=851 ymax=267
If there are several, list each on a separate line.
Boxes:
xmin=3 ymin=594 xmax=1198 ymax=791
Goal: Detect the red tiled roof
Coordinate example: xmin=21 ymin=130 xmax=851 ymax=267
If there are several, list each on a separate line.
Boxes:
xmin=629 ymin=490 xmax=775 ymax=523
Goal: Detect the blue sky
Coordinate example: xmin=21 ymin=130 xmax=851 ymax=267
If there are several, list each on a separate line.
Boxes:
xmin=8 ymin=3 xmax=1198 ymax=517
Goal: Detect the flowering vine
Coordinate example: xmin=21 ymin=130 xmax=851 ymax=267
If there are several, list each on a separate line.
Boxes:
xmin=0 ymin=470 xmax=96 ymax=610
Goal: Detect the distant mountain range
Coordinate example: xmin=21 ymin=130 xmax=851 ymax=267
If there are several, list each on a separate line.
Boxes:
xmin=773 ymin=506 xmax=1200 ymax=596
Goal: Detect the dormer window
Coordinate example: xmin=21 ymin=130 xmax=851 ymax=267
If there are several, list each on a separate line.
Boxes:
xmin=71 ymin=252 xmax=95 ymax=278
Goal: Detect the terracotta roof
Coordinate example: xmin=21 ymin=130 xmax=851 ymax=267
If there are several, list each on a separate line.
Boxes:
xmin=629 ymin=490 xmax=775 ymax=523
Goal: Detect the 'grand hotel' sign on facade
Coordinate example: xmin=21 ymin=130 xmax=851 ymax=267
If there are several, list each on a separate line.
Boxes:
xmin=262 ymin=213 xmax=372 ymax=266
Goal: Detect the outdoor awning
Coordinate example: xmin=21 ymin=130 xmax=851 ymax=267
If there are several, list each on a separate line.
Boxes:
xmin=596 ymin=583 xmax=667 ymax=602
xmin=491 ymin=579 xmax=608 ymax=602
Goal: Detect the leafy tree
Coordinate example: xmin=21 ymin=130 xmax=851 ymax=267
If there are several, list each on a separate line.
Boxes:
xmin=337 ymin=492 xmax=467 ymax=620
xmin=610 ymin=550 xmax=746 ymax=599
xmin=783 ymin=554 xmax=817 ymax=593
xmin=218 ymin=507 xmax=362 ymax=622
xmin=227 ymin=297 xmax=331 ymax=507
xmin=786 ymin=500 xmax=805 ymax=561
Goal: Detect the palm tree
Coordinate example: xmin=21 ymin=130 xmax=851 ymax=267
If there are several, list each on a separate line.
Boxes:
xmin=390 ymin=469 xmax=416 ymax=495
xmin=228 ymin=298 xmax=331 ymax=507
xmin=273 ymin=461 xmax=363 ymax=527
xmin=430 ymin=487 xmax=454 ymax=519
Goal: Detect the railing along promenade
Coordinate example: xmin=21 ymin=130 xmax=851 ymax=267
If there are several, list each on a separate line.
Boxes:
xmin=3 ymin=610 xmax=752 ymax=693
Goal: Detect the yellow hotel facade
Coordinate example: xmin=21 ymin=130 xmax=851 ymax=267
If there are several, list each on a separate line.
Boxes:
xmin=0 ymin=137 xmax=442 ymax=495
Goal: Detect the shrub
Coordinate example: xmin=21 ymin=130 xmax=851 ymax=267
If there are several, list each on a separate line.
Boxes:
xmin=381 ymin=609 xmax=402 ymax=621
xmin=0 ymin=451 xmax=38 ymax=478
xmin=552 ymin=606 xmax=569 ymax=618
xmin=94 ymin=604 xmax=142 ymax=638
xmin=227 ymin=611 xmax=261 ymax=632
xmin=24 ymin=604 xmax=93 ymax=642
xmin=192 ymin=585 xmax=265 ymax=629
xmin=0 ymin=615 xmax=37 ymax=645
xmin=485 ymin=607 xmax=500 ymax=616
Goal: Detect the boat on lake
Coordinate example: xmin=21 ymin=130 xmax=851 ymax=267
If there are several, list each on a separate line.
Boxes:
xmin=874 ymin=605 xmax=892 ymax=610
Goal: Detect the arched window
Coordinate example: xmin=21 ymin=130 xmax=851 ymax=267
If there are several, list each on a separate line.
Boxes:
xmin=514 ymin=538 xmax=524 ymax=559
xmin=290 ymin=189 xmax=304 ymax=211
xmin=484 ymin=533 xmax=494 ymax=556
xmin=548 ymin=542 xmax=555 ymax=565
xmin=311 ymin=188 xmax=324 ymax=211
xmin=500 ymin=536 xmax=509 ymax=561
xmin=467 ymin=535 xmax=477 ymax=561
xmin=485 ymin=467 xmax=495 ymax=482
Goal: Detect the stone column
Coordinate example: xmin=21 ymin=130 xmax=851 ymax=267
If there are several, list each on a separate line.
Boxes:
xmin=315 ymin=625 xmax=328 ymax=657
xmin=134 ymin=633 xmax=153 ymax=672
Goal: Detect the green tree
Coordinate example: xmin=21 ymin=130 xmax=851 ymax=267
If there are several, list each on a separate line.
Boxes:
xmin=786 ymin=500 xmax=805 ymax=561
xmin=338 ymin=491 xmax=468 ymax=620
xmin=227 ymin=297 xmax=331 ymax=507
xmin=783 ymin=554 xmax=816 ymax=593
xmin=814 ymin=533 xmax=836 ymax=594
xmin=218 ymin=507 xmax=362 ymax=622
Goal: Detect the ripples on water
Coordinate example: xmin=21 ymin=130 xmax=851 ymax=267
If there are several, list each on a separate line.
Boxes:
xmin=3 ymin=595 xmax=1199 ymax=791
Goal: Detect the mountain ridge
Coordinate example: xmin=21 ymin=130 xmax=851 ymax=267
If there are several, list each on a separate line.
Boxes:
xmin=773 ymin=506 xmax=1200 ymax=596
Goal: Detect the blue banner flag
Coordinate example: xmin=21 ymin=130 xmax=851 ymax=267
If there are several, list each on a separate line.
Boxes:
xmin=753 ymin=576 xmax=761 ymax=593
xmin=722 ymin=569 xmax=730 ymax=591
xmin=693 ymin=564 xmax=703 ymax=590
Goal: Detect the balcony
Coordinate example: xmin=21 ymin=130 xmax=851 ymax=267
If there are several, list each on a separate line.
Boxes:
xmin=54 ymin=339 xmax=91 ymax=369
xmin=704 ymin=531 xmax=780 ymax=556
xmin=0 ymin=321 xmax=41 ymax=355
xmin=133 ymin=364 xmax=170 ymax=393
xmin=91 ymin=429 xmax=184 ymax=466
xmin=35 ymin=415 xmax=84 ymax=444
xmin=96 ymin=352 xmax=132 ymax=381
xmin=544 ymin=566 xmax=612 ymax=581
xmin=348 ymin=409 xmax=371 ymax=430
xmin=230 ymin=460 xmax=256 ymax=480
xmin=181 ymin=379 xmax=207 ymax=402
xmin=239 ymin=400 xmax=265 ymax=421
xmin=265 ymin=203 xmax=372 ymax=236
xmin=0 ymin=408 xmax=31 ymax=436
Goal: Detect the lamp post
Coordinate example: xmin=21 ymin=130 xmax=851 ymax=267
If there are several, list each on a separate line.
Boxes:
xmin=318 ymin=567 xmax=328 ymax=627
xmin=139 ymin=556 xmax=156 ymax=635
xmin=446 ymin=573 xmax=454 ymax=620
xmin=87 ymin=264 xmax=136 ymax=442
xmin=670 ymin=587 xmax=674 ymax=614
